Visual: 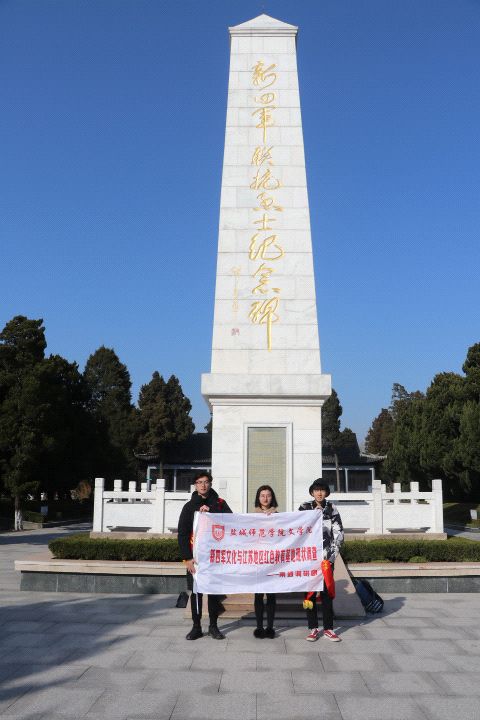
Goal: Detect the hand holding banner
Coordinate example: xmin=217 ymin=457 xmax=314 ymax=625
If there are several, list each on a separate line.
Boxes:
xmin=193 ymin=510 xmax=324 ymax=595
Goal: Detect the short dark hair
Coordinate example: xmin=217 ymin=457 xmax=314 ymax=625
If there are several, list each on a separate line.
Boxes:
xmin=194 ymin=471 xmax=213 ymax=484
xmin=254 ymin=484 xmax=279 ymax=509
xmin=309 ymin=479 xmax=330 ymax=497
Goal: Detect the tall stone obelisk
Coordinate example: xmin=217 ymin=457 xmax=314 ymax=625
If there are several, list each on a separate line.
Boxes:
xmin=202 ymin=14 xmax=331 ymax=512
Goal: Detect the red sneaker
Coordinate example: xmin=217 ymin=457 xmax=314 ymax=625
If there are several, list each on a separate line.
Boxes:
xmin=323 ymin=629 xmax=341 ymax=642
xmin=306 ymin=628 xmax=320 ymax=642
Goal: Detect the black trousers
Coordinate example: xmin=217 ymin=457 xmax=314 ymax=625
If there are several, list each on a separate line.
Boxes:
xmin=305 ymin=589 xmax=334 ymax=630
xmin=187 ymin=571 xmax=220 ymax=625
xmin=254 ymin=593 xmax=276 ymax=629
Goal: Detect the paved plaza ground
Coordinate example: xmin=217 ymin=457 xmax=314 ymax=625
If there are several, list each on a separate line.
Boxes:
xmin=1 ymin=525 xmax=480 ymax=720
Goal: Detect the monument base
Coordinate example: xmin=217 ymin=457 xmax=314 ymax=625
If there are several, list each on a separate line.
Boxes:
xmin=202 ymin=372 xmax=331 ymax=513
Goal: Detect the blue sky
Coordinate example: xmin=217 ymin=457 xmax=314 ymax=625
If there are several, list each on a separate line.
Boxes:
xmin=1 ymin=0 xmax=479 ymax=443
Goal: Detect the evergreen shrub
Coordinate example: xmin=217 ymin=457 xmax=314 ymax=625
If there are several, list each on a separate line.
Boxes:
xmin=48 ymin=535 xmax=480 ymax=563
xmin=49 ymin=534 xmax=182 ymax=561
xmin=341 ymin=538 xmax=480 ymax=563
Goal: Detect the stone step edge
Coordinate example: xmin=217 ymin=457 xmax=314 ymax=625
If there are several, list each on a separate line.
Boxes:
xmin=87 ymin=531 xmax=448 ymax=541
xmin=348 ymin=562 xmax=480 ymax=577
xmin=16 ymin=558 xmax=480 ymax=577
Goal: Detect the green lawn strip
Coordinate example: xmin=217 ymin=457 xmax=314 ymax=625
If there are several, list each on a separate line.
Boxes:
xmin=49 ymin=534 xmax=480 ymax=563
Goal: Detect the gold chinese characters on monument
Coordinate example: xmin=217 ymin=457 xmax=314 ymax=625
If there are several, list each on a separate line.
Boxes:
xmin=248 ymin=61 xmax=284 ymax=351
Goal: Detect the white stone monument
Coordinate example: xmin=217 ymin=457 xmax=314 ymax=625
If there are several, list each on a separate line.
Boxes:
xmin=201 ymin=14 xmax=331 ymax=512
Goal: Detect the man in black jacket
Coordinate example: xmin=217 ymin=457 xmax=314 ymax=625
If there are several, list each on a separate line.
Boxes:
xmin=178 ymin=471 xmax=232 ymax=640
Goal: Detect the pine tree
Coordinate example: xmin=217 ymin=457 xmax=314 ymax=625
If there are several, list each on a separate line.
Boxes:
xmin=454 ymin=401 xmax=480 ymax=499
xmin=322 ymin=389 xmax=342 ymax=445
xmin=84 ymin=346 xmax=137 ymax=480
xmin=365 ymin=409 xmax=394 ymax=455
xmin=389 ymin=383 xmax=424 ymax=420
xmin=338 ymin=427 xmax=360 ymax=455
xmin=136 ymin=372 xmax=168 ymax=456
xmin=0 ymin=318 xmax=99 ymax=522
xmin=384 ymin=394 xmax=426 ymax=484
xmin=419 ymin=372 xmax=464 ymax=492
xmin=0 ymin=315 xmax=46 ymax=376
xmin=165 ymin=375 xmax=195 ymax=442
xmin=463 ymin=342 xmax=480 ymax=401
xmin=136 ymin=372 xmax=194 ymax=463
xmin=0 ymin=317 xmax=46 ymax=524
xmin=322 ymin=389 xmax=342 ymax=491
xmin=34 ymin=355 xmax=95 ymax=497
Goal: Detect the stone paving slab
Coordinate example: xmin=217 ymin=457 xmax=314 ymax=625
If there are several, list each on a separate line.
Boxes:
xmin=447 ymin=654 xmax=480 ymax=672
xmin=0 ymin=646 xmax=76 ymax=666
xmin=256 ymin=693 xmax=341 ymax=720
xmin=220 ymin=670 xmax=294 ymax=694
xmin=0 ymin=663 xmax=88 ymax=692
xmin=75 ymin=667 xmax=154 ymax=690
xmin=172 ymin=691 xmax=256 ymax=720
xmin=335 ymin=695 xmax=430 ymax=720
xmin=395 ymin=639 xmax=466 ymax=656
xmin=256 ymin=652 xmax=321 ymax=670
xmin=87 ymin=690 xmax=179 ymax=719
xmin=292 ymin=670 xmax=368 ymax=694
xmin=3 ymin=524 xmax=480 ymax=720
xmin=435 ymin=672 xmax=480 ymax=696
xmin=4 ymin=686 xmax=105 ymax=718
xmin=125 ymin=648 xmax=194 ymax=670
xmin=384 ymin=654 xmax=457 ymax=673
xmin=417 ymin=696 xmax=480 ymax=720
xmin=319 ymin=653 xmax=391 ymax=673
xmin=190 ymin=650 xmax=257 ymax=671
xmin=144 ymin=669 xmax=221 ymax=693
xmin=360 ymin=670 xmax=443 ymax=695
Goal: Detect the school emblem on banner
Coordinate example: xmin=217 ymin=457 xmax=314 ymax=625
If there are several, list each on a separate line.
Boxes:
xmin=212 ymin=524 xmax=225 ymax=541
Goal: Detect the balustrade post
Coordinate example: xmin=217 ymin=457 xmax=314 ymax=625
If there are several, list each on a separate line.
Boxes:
xmin=430 ymin=478 xmax=444 ymax=533
xmin=128 ymin=481 xmax=136 ymax=502
xmin=151 ymin=478 xmax=166 ymax=533
xmin=366 ymin=479 xmax=383 ymax=534
xmin=93 ymin=478 xmax=105 ymax=532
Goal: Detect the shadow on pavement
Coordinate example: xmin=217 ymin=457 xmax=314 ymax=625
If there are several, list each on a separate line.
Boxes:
xmin=0 ymin=523 xmax=92 ymax=546
xmin=0 ymin=591 xmax=179 ymax=709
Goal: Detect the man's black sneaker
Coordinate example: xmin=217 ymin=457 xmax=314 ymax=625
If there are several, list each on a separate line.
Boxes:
xmin=186 ymin=625 xmax=203 ymax=641
xmin=254 ymin=627 xmax=265 ymax=638
xmin=264 ymin=627 xmax=275 ymax=639
xmin=208 ymin=625 xmax=225 ymax=640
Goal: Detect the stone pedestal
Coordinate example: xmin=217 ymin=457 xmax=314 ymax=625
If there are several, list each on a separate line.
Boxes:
xmin=202 ymin=15 xmax=331 ymax=511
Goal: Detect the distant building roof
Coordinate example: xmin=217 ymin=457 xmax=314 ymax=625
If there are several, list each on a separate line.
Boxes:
xmin=165 ymin=433 xmax=212 ymax=464
xmin=135 ymin=434 xmax=212 ymax=465
xmin=137 ymin=434 xmax=383 ymax=468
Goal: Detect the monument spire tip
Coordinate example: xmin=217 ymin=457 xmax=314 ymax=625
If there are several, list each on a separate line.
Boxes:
xmin=229 ymin=13 xmax=298 ymax=36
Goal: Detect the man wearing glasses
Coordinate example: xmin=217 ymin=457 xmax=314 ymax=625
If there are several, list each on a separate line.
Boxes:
xmin=178 ymin=471 xmax=232 ymax=640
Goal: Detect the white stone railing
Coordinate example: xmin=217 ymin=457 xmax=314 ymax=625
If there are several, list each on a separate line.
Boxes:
xmin=330 ymin=479 xmax=444 ymax=534
xmin=93 ymin=478 xmax=190 ymax=534
xmin=93 ymin=477 xmax=444 ymax=535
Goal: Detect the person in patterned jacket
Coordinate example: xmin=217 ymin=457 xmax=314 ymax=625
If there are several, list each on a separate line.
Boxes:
xmin=298 ymin=479 xmax=344 ymax=642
